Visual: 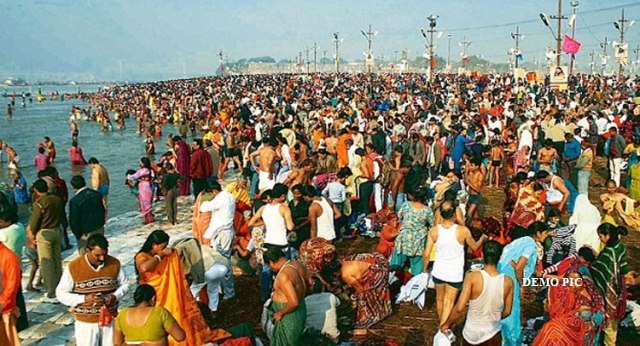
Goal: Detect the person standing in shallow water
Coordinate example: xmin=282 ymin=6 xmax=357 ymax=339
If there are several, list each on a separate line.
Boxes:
xmin=127 ymin=157 xmax=155 ymax=224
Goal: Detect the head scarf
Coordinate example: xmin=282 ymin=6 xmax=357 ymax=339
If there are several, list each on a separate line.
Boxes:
xmin=299 ymin=238 xmax=336 ymax=274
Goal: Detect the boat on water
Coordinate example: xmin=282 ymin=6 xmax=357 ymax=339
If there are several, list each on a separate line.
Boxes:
xmin=2 ymin=77 xmax=28 ymax=86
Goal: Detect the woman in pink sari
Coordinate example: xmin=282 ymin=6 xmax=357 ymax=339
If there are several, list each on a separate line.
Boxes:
xmin=128 ymin=157 xmax=155 ymax=224
xmin=68 ymin=141 xmax=88 ymax=165
xmin=513 ymin=145 xmax=531 ymax=175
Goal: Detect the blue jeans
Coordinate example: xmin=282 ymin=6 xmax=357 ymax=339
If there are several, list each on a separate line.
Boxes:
xmin=577 ymin=170 xmax=591 ymax=195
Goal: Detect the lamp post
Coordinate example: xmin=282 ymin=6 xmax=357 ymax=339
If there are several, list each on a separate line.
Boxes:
xmin=539 ymin=1 xmax=567 ymax=67
xmin=613 ymin=9 xmax=635 ymax=77
xmin=421 ymin=14 xmax=439 ymax=82
xmin=361 ymin=24 xmax=377 ymax=73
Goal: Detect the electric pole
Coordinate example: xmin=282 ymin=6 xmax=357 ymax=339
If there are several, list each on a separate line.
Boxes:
xmin=634 ymin=44 xmax=640 ymax=74
xmin=569 ymin=1 xmax=579 ymax=74
xmin=305 ymin=47 xmax=310 ymax=74
xmin=447 ymin=33 xmax=452 ymax=72
xmin=459 ymin=36 xmax=472 ymax=70
xmin=421 ymin=14 xmax=439 ymax=82
xmin=511 ymin=26 xmax=523 ymax=68
xmin=613 ymin=8 xmax=632 ymax=77
xmin=540 ymin=1 xmax=567 ymax=67
xmin=333 ymin=32 xmax=341 ymax=74
xmin=361 ymin=24 xmax=377 ymax=73
xmin=218 ymin=50 xmax=225 ymax=75
xmin=312 ymin=43 xmax=318 ymax=73
xmin=601 ymin=37 xmax=609 ymax=75
xmin=323 ymin=50 xmax=327 ymax=73
xmin=589 ymin=49 xmax=596 ymax=74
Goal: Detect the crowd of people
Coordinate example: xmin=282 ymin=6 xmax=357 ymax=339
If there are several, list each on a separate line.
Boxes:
xmin=1 ymin=71 xmax=640 ymax=345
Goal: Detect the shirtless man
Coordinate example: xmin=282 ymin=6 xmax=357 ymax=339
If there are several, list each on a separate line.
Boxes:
xmin=489 ymin=139 xmax=503 ymax=188
xmin=3 ymin=143 xmax=19 ymax=169
xmin=282 ymin=159 xmax=315 ymax=187
xmin=250 ymin=137 xmax=280 ymax=192
xmin=43 ymin=137 xmax=56 ymax=164
xmin=465 ymin=157 xmax=484 ymax=220
xmin=537 ymin=139 xmax=559 ymax=173
xmin=536 ymin=170 xmax=570 ymax=212
xmin=264 ymin=247 xmax=308 ymax=346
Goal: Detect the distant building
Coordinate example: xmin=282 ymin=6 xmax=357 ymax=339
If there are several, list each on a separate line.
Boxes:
xmin=2 ymin=77 xmax=28 ymax=86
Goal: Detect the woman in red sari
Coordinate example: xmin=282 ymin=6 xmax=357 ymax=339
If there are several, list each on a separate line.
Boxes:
xmin=533 ymin=263 xmax=605 ymax=346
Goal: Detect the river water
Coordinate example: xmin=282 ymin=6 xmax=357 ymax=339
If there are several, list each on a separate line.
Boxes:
xmin=1 ymin=84 xmax=172 ymax=218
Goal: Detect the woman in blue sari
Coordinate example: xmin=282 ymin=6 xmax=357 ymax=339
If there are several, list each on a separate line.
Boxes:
xmin=498 ymin=221 xmax=549 ymax=346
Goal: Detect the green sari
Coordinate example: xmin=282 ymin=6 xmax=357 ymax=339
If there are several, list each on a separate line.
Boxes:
xmin=267 ymin=300 xmax=307 ymax=346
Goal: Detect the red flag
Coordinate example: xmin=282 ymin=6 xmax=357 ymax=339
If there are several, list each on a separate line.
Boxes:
xmin=430 ymin=56 xmax=436 ymax=68
xmin=562 ymin=35 xmax=581 ymax=54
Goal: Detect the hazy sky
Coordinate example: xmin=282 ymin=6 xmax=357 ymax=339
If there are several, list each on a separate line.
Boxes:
xmin=0 ymin=0 xmax=638 ymax=81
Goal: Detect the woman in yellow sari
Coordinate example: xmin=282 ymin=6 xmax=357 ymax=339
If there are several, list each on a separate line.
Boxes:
xmin=135 ymin=230 xmax=214 ymax=346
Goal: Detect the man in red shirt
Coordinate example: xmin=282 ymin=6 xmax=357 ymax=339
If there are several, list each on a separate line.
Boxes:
xmin=0 ymin=240 xmax=21 ymax=345
xmin=190 ymin=138 xmax=214 ymax=198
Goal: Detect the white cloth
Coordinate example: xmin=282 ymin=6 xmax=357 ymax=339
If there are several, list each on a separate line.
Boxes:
xmin=258 ymin=170 xmax=275 ymax=191
xmin=304 ymin=293 xmax=341 ymax=341
xmin=569 ymin=194 xmax=602 ymax=253
xmin=322 ymin=182 xmax=346 ymax=204
xmin=56 ymin=255 xmax=129 ymax=308
xmin=395 ymin=273 xmax=431 ymax=309
xmin=74 ymin=320 xmax=114 ymax=346
xmin=433 ymin=331 xmax=453 ymax=346
xmin=609 ymin=158 xmax=622 ymax=188
xmin=200 ymin=190 xmax=236 ymax=240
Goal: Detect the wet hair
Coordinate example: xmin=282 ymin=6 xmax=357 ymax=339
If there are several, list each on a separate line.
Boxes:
xmin=133 ymin=284 xmax=156 ymax=305
xmin=88 ymin=157 xmax=99 ymax=164
xmin=408 ymin=187 xmax=427 ymax=201
xmin=38 ymin=147 xmax=45 ymax=154
xmin=597 ymin=223 xmax=628 ymax=246
xmin=139 ymin=230 xmax=170 ymax=254
xmin=535 ymin=170 xmax=550 ymax=180
xmin=263 ymin=246 xmax=286 ymax=264
xmin=547 ymin=208 xmax=562 ymax=219
xmin=444 ymin=189 xmax=457 ymax=202
xmin=209 ymin=181 xmax=222 ymax=191
xmin=140 ymin=157 xmax=151 ymax=169
xmin=70 ymin=175 xmax=86 ymax=189
xmin=164 ymin=162 xmax=174 ymax=170
xmin=302 ymin=185 xmax=317 ymax=198
xmin=0 ymin=196 xmax=18 ymax=224
xmin=483 ymin=240 xmax=503 ymax=266
xmin=577 ymin=246 xmax=596 ymax=262
xmin=33 ymin=179 xmax=48 ymax=193
xmin=527 ymin=221 xmax=549 ymax=238
xmin=87 ymin=234 xmax=109 ymax=251
xmin=440 ymin=201 xmax=456 ymax=220
xmin=337 ymin=167 xmax=352 ymax=179
xmin=271 ymin=183 xmax=288 ymax=199
xmin=72 ymin=141 xmax=79 ymax=147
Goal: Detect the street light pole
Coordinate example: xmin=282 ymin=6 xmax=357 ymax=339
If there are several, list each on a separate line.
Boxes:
xmin=361 ymin=24 xmax=376 ymax=73
xmin=589 ymin=49 xmax=595 ymax=74
xmin=333 ymin=32 xmax=341 ymax=74
xmin=460 ymin=36 xmax=472 ymax=70
xmin=614 ymin=9 xmax=631 ymax=77
xmin=601 ymin=36 xmax=609 ymax=75
xmin=569 ymin=1 xmax=579 ymax=74
xmin=421 ymin=14 xmax=438 ymax=82
xmin=313 ymin=43 xmax=318 ymax=73
xmin=447 ymin=33 xmax=452 ymax=72
xmin=511 ymin=26 xmax=523 ymax=68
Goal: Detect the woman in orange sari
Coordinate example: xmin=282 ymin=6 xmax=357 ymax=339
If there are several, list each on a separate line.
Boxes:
xmin=192 ymin=186 xmax=215 ymax=246
xmin=135 ymin=230 xmax=214 ymax=346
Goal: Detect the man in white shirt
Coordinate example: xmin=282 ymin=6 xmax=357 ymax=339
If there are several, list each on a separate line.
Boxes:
xmin=200 ymin=181 xmax=237 ymax=305
xmin=56 ymin=234 xmax=128 ymax=346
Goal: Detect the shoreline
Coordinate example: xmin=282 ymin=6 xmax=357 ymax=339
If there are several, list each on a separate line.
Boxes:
xmin=19 ymin=195 xmax=199 ymax=345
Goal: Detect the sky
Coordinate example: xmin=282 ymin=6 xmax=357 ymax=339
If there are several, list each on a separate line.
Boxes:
xmin=0 ymin=0 xmax=639 ymax=81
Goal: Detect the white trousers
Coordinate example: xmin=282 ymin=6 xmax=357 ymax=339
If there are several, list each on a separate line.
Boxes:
xmin=74 ymin=320 xmax=113 ymax=346
xmin=609 ymin=158 xmax=622 ymax=188
xmin=373 ymin=183 xmax=383 ymax=212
